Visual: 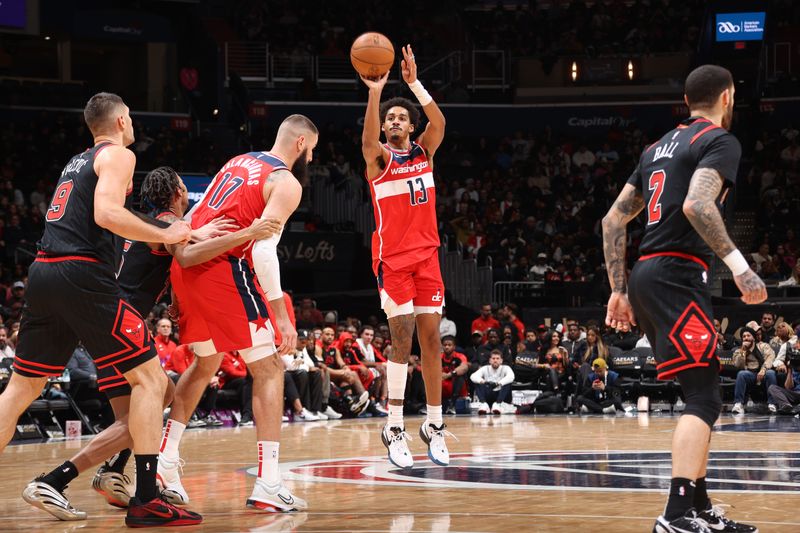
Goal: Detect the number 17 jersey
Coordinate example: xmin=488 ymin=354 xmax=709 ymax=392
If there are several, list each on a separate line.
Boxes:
xmin=627 ymin=116 xmax=741 ymax=267
xmin=368 ymin=142 xmax=440 ymax=272
xmin=189 ymin=151 xmax=287 ymax=268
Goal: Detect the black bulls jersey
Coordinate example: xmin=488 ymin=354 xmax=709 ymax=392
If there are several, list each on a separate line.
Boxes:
xmin=39 ymin=142 xmax=119 ymax=267
xmin=627 ymin=116 xmax=742 ymax=266
xmin=116 ymin=211 xmax=173 ymax=316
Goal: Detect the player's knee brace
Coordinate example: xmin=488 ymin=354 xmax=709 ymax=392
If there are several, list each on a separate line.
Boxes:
xmin=677 ymin=365 xmax=722 ymax=428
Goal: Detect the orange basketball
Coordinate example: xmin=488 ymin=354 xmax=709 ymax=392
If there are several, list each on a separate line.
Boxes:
xmin=350 ymin=32 xmax=395 ymax=78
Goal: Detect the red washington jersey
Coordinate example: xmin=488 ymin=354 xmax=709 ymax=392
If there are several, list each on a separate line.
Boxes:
xmin=368 ymin=142 xmax=440 ymax=271
xmin=190 ymin=152 xmax=288 ymax=267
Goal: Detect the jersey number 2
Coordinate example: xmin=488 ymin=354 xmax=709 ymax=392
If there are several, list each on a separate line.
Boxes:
xmin=207 ymin=172 xmax=244 ymax=210
xmin=647 ymin=170 xmax=666 ymax=225
xmin=46 ymin=180 xmax=74 ymax=222
xmin=407 ymin=177 xmax=428 ymax=206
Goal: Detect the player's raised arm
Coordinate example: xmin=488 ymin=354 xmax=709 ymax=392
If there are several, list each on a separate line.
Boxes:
xmin=683 ymin=167 xmax=767 ymax=304
xmin=401 ymin=44 xmax=445 ymax=156
xmin=251 ymin=169 xmax=303 ymax=355
xmin=360 ymin=71 xmax=390 ymax=173
xmin=601 ymin=183 xmax=645 ymax=328
xmin=94 ymin=146 xmax=190 ymax=245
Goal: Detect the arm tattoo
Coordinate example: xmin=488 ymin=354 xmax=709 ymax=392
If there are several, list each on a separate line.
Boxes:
xmin=267 ymin=169 xmax=294 ymax=183
xmin=683 ymin=168 xmax=736 ymax=259
xmin=602 ymin=185 xmax=644 ymax=293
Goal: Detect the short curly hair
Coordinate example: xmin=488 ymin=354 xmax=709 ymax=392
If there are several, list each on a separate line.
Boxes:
xmin=141 ymin=166 xmax=180 ymax=211
xmin=379 ymin=97 xmax=420 ymax=129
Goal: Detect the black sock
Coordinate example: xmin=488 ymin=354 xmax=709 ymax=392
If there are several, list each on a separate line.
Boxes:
xmin=41 ymin=461 xmax=79 ymax=492
xmin=664 ymin=477 xmax=696 ymax=520
xmin=694 ymin=476 xmax=711 ymax=511
xmin=107 ymin=449 xmax=132 ymax=474
xmin=134 ymin=455 xmax=159 ymax=503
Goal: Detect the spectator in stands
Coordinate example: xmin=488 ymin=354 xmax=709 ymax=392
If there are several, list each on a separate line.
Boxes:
xmin=525 ymin=327 xmax=545 ymax=354
xmin=301 ymin=330 xmax=341 ymax=420
xmin=472 ymin=303 xmax=500 ymax=342
xmin=768 ymin=342 xmax=800 ymax=415
xmin=471 ymin=350 xmax=515 ymax=415
xmin=541 ymin=330 xmax=569 ymax=393
xmin=572 ymin=145 xmax=596 ymax=168
xmin=165 ymin=344 xmax=194 ymax=382
xmin=481 ymin=328 xmax=513 ymax=366
xmin=529 ymin=253 xmax=552 ymax=281
xmin=769 ymin=321 xmax=795 ymax=375
xmin=732 ymin=326 xmax=779 ymax=414
xmin=340 ymin=332 xmax=386 ymax=417
xmin=751 ymin=243 xmax=772 ymax=273
xmin=502 ymin=303 xmax=525 ymax=342
xmin=561 ymin=321 xmax=587 ymax=362
xmin=439 ymin=307 xmax=457 ymax=338
xmin=0 ymin=325 xmax=14 ymax=360
xmin=501 ymin=325 xmax=518 ymax=359
xmin=573 ymin=326 xmax=609 ymax=394
xmin=464 ymin=330 xmax=485 ymax=376
xmin=777 ymin=262 xmax=800 ymax=288
xmin=314 ymin=327 xmax=369 ymax=415
xmin=282 ymin=338 xmax=323 ymax=421
xmin=603 ymin=323 xmax=638 ymax=351
xmin=405 ymin=353 xmax=426 ymax=414
xmin=576 ymin=359 xmax=622 ymax=414
xmin=66 ymin=344 xmax=97 ymax=384
xmin=714 ymin=319 xmax=737 ymax=351
xmin=155 ymin=318 xmax=177 ymax=367
xmin=354 ymin=326 xmax=388 ymax=409
xmin=760 ymin=312 xmax=777 ymax=343
xmin=440 ymin=336 xmax=469 ymax=414
xmin=218 ymin=350 xmax=254 ymax=426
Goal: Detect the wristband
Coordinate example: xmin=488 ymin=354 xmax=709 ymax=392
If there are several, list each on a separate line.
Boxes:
xmin=408 ymin=80 xmax=432 ymax=106
xmin=722 ymin=249 xmax=749 ymax=276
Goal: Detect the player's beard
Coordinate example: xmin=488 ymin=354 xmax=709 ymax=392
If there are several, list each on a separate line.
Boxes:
xmin=291 ymin=148 xmax=309 ymax=180
xmin=721 ymin=99 xmax=734 ymax=130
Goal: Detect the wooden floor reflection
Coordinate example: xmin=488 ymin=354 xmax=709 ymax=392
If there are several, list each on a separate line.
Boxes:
xmin=2 ymin=413 xmax=799 ymax=532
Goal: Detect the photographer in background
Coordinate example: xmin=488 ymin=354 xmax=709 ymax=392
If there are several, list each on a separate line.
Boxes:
xmin=575 ymin=358 xmax=623 ymax=414
xmin=768 ymin=340 xmax=800 ymax=415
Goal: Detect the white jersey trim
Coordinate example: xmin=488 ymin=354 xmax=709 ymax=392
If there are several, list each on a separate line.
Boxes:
xmin=373 ymin=172 xmax=434 ymax=200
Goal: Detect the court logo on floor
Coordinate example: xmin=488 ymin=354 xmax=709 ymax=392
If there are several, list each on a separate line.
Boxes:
xmin=248 ymin=451 xmax=800 ymax=493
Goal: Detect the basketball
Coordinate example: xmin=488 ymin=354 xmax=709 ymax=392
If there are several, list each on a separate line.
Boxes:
xmin=350 ymin=32 xmax=394 ymax=78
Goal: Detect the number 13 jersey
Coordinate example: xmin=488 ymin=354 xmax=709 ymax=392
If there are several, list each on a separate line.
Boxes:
xmin=368 ymin=142 xmax=440 ymax=271
xmin=627 ymin=116 xmax=741 ymax=267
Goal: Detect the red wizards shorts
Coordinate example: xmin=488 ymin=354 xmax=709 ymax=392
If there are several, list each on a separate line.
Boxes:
xmin=172 ymin=257 xmax=279 ymax=363
xmin=374 ymin=251 xmax=444 ymax=319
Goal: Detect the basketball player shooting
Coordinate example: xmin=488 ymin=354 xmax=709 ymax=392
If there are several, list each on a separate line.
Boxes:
xmin=602 ymin=65 xmax=765 ymax=533
xmin=360 ymin=44 xmax=453 ymax=468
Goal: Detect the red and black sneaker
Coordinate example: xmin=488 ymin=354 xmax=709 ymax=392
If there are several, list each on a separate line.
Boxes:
xmin=125 ymin=497 xmax=202 ymax=528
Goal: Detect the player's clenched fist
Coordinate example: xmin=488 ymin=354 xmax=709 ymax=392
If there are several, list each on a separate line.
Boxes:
xmin=163 ymin=220 xmax=192 ymax=245
xmin=734 ymin=269 xmax=768 ymax=305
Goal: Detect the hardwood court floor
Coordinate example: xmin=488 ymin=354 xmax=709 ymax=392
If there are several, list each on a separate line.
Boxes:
xmin=2 ymin=413 xmax=799 ymax=532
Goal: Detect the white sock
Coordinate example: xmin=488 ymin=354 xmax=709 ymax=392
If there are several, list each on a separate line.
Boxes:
xmin=257 ymin=441 xmax=281 ymax=487
xmin=426 ymin=404 xmax=443 ymax=426
xmin=160 ymin=419 xmax=185 ymax=461
xmin=388 ymin=403 xmax=404 ymax=429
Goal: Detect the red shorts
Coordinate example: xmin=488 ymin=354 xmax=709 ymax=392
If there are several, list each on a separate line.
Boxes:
xmin=374 ymin=252 xmax=444 ymax=316
xmin=442 ymin=378 xmax=467 ymax=400
xmin=170 ymin=260 xmax=211 ymax=346
xmin=349 ymin=365 xmax=375 ymax=390
xmin=174 ymin=257 xmax=278 ymax=357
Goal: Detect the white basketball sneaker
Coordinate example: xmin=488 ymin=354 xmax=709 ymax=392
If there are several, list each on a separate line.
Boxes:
xmin=419 ymin=420 xmax=455 ymax=466
xmin=92 ymin=463 xmax=132 ymax=508
xmin=22 ymin=477 xmax=87 ymax=521
xmin=156 ymin=456 xmax=189 ymax=505
xmin=381 ymin=424 xmax=414 ymax=468
xmin=246 ymin=478 xmax=308 ymax=512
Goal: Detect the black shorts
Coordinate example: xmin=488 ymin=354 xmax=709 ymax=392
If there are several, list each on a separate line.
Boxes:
xmin=628 ymin=252 xmax=718 ymax=381
xmin=14 ymin=258 xmax=157 ymax=386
